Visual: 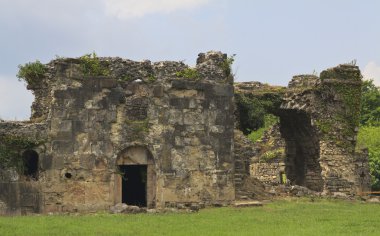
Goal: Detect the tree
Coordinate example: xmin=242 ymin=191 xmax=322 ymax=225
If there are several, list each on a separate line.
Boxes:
xmin=360 ymin=80 xmax=380 ymax=126
xmin=358 ymin=79 xmax=380 ymax=190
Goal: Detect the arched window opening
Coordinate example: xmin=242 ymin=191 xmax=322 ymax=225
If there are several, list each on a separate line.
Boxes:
xmin=22 ymin=150 xmax=39 ymax=180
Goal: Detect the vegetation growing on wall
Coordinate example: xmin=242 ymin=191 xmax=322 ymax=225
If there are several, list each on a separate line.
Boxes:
xmin=147 ymin=74 xmax=156 ymax=83
xmin=79 ymin=52 xmax=110 ymax=76
xmin=0 ymin=135 xmax=41 ymax=173
xmin=260 ymin=148 xmax=285 ymax=162
xmin=333 ymin=83 xmax=362 ymax=127
xmin=220 ymin=54 xmax=236 ymax=78
xmin=313 ymin=80 xmax=362 ymax=151
xmin=17 ymin=60 xmax=47 ymax=86
xmin=175 ymin=68 xmax=199 ymax=80
xmin=125 ymin=119 xmax=149 ymax=140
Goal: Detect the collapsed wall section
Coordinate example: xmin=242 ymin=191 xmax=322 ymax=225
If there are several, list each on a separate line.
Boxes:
xmin=280 ymin=66 xmax=370 ymax=195
xmin=235 ymin=66 xmax=370 ymax=196
xmin=0 ymin=122 xmax=47 ymax=214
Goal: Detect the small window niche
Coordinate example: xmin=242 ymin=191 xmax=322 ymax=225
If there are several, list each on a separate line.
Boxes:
xmin=22 ymin=150 xmax=39 ymax=180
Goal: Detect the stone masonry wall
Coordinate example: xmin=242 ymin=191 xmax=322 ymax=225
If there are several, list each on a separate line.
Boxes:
xmin=280 ymin=65 xmax=370 ymax=195
xmin=0 ymin=51 xmax=235 ymax=214
xmin=234 ymin=65 xmax=370 ymax=196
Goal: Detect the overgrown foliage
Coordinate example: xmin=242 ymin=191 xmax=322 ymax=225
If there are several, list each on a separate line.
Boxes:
xmin=357 ymin=80 xmax=380 ymax=190
xmin=79 ymin=52 xmax=110 ymax=76
xmin=220 ymin=54 xmax=236 ymax=78
xmin=175 ymin=68 xmax=199 ymax=80
xmin=16 ymin=60 xmax=47 ymax=86
xmin=357 ymin=126 xmax=380 ymax=190
xmin=360 ymin=80 xmax=380 ymax=126
xmin=0 ymin=135 xmax=40 ymax=173
xmin=235 ymin=93 xmax=282 ymax=135
xmin=248 ymin=114 xmax=279 ymax=142
xmin=260 ymin=148 xmax=285 ymax=162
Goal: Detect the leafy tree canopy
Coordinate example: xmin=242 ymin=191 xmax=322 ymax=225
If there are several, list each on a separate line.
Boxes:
xmin=360 ymin=79 xmax=380 ymax=126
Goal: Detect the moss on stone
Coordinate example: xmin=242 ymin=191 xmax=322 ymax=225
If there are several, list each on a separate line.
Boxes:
xmin=0 ymin=135 xmax=41 ymax=173
xmin=260 ymin=148 xmax=285 ymax=162
xmin=125 ymin=119 xmax=149 ymax=139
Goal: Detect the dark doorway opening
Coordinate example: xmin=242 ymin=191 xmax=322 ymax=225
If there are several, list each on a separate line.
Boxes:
xmin=294 ymin=144 xmax=306 ymax=186
xmin=22 ymin=150 xmax=39 ymax=180
xmin=280 ymin=110 xmax=323 ymax=191
xmin=119 ymin=165 xmax=147 ymax=207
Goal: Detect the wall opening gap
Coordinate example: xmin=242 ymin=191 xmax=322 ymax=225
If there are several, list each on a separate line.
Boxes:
xmin=22 ymin=150 xmax=39 ymax=180
xmin=119 ymin=165 xmax=147 ymax=207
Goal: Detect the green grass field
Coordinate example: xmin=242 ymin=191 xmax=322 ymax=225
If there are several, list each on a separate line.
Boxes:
xmin=0 ymin=198 xmax=379 ymax=236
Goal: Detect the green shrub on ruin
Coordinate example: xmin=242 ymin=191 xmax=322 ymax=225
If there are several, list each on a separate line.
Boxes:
xmin=120 ymin=75 xmax=133 ymax=82
xmin=260 ymin=148 xmax=285 ymax=162
xmin=220 ymin=54 xmax=236 ymax=78
xmin=147 ymin=74 xmax=156 ymax=83
xmin=17 ymin=60 xmax=47 ymax=86
xmin=175 ymin=68 xmax=199 ymax=80
xmin=79 ymin=52 xmax=110 ymax=76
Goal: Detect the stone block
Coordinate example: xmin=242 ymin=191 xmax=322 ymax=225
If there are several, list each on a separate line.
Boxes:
xmin=212 ymin=85 xmax=233 ymax=97
xmin=52 ymin=141 xmax=73 ymax=154
xmin=99 ymin=79 xmax=117 ymax=88
xmin=80 ymin=155 xmax=96 ymax=169
xmin=169 ymin=97 xmax=190 ymax=109
xmin=41 ymin=155 xmax=53 ymax=170
xmin=20 ymin=193 xmax=37 ymax=207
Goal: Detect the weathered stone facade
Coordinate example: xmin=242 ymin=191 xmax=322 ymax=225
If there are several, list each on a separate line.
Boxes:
xmin=0 ymin=51 xmax=235 ymax=214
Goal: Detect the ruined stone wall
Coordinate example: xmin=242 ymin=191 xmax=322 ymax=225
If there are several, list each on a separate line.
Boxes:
xmin=234 ymin=65 xmax=370 ymax=196
xmin=280 ymin=65 xmax=370 ymax=195
xmin=0 ymin=51 xmax=235 ymax=214
xmin=250 ymin=124 xmax=286 ymax=186
xmin=250 ymin=161 xmax=285 ymax=185
xmin=233 ymin=129 xmax=256 ymax=199
xmin=0 ymin=122 xmax=47 ymax=215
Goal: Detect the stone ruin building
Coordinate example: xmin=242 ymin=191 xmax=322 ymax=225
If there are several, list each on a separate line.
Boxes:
xmin=235 ymin=67 xmax=371 ymax=197
xmin=0 ymin=51 xmax=370 ymax=215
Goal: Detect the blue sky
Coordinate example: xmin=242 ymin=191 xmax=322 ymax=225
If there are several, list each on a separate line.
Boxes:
xmin=1 ymin=0 xmax=380 ymax=120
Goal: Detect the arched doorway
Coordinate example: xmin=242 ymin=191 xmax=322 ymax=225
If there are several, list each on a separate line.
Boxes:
xmin=22 ymin=150 xmax=39 ymax=180
xmin=115 ymin=146 xmax=156 ymax=208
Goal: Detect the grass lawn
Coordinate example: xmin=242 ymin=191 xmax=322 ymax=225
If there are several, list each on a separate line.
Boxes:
xmin=0 ymin=198 xmax=379 ymax=236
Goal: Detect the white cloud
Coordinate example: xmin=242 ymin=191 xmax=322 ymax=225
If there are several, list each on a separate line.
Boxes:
xmin=363 ymin=61 xmax=380 ymax=86
xmin=105 ymin=0 xmax=211 ymax=19
xmin=0 ymin=75 xmax=33 ymax=121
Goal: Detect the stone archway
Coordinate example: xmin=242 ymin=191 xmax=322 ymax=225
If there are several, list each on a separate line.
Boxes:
xmin=114 ymin=146 xmax=156 ymax=208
